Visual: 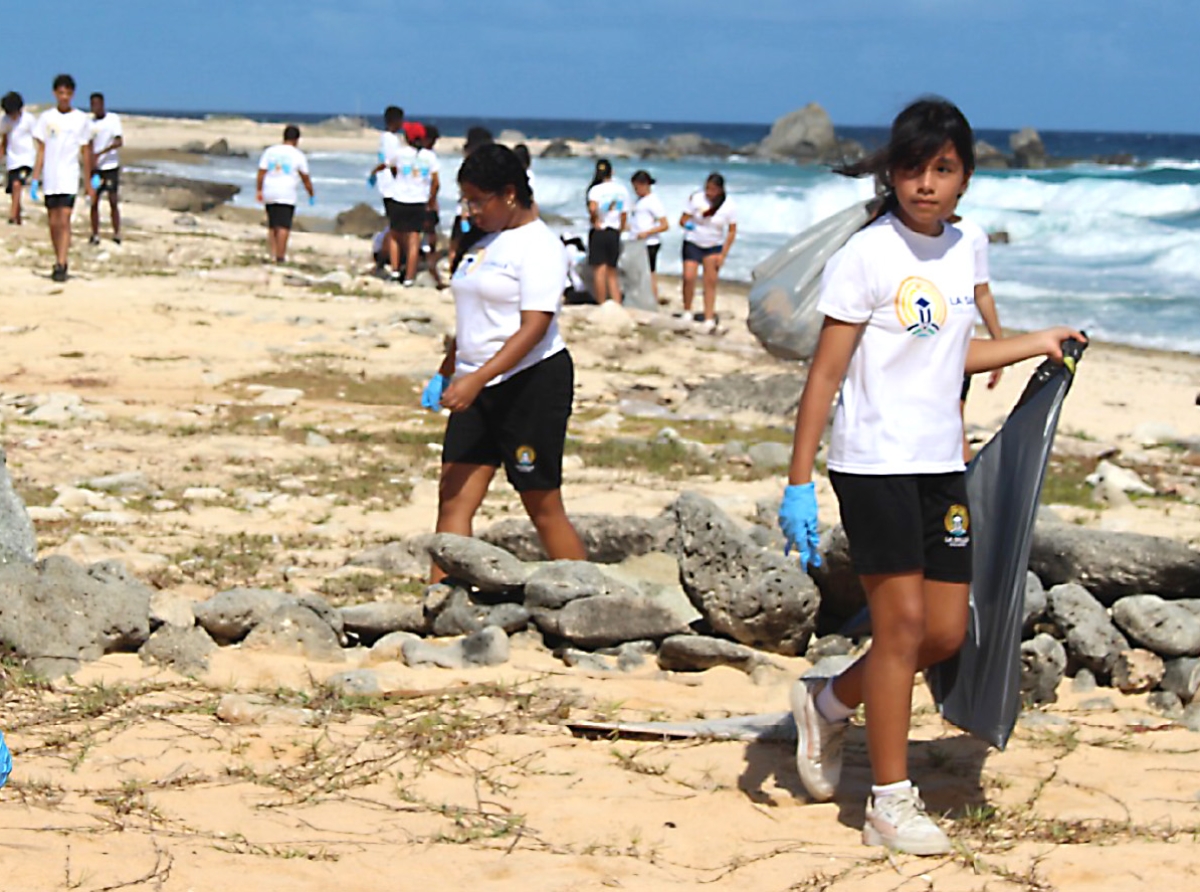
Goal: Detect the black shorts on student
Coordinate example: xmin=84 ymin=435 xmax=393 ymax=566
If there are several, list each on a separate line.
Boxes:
xmin=587 ymin=227 xmax=621 ymax=267
xmin=385 ymin=198 xmax=426 ymax=233
xmin=829 ymin=470 xmax=973 ymax=583
xmin=95 ymin=168 xmax=119 ymax=196
xmin=44 ymin=194 xmax=75 ymax=210
xmin=442 ymin=350 xmax=574 ymax=492
xmin=682 ymin=240 xmax=722 ymax=263
xmin=5 ymin=167 xmax=31 ymax=194
xmin=266 ymin=203 xmax=295 ymax=229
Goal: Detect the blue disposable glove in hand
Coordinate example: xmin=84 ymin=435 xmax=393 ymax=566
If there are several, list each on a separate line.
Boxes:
xmin=779 ymin=482 xmax=822 ymax=571
xmin=0 ymin=729 xmax=11 ymax=788
xmin=308 ymin=194 xmax=316 ymax=207
xmin=367 ymin=173 xmax=377 ymax=188
xmin=421 ymin=374 xmax=448 ymax=411
xmin=29 ymin=179 xmax=40 ymax=202
xmin=90 ymin=172 xmax=101 ymax=190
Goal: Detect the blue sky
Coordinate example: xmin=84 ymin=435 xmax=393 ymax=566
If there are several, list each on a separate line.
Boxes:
xmin=2 ymin=0 xmax=1194 ymax=133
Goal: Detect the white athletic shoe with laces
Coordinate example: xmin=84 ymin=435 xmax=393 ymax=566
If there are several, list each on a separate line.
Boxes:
xmin=862 ymin=785 xmax=952 ymax=855
xmin=789 ymin=678 xmax=847 ymax=802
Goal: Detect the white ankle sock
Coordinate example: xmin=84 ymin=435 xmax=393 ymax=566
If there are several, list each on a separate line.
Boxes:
xmin=871 ymin=779 xmax=913 ymax=801
xmin=816 ymin=680 xmax=855 ymax=723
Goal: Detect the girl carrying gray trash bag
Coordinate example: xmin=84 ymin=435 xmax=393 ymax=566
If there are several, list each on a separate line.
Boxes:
xmin=778 ymin=96 xmax=1084 ymax=856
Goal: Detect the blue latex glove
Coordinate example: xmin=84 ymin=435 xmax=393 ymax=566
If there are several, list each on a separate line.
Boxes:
xmin=308 ymin=194 xmax=316 ymax=207
xmin=90 ymin=172 xmax=102 ymax=190
xmin=29 ymin=179 xmax=40 ymax=202
xmin=779 ymin=482 xmax=822 ymax=571
xmin=367 ymin=173 xmax=377 ymax=188
xmin=0 ymin=730 xmax=11 ymax=788
xmin=421 ymin=373 xmax=448 ymax=411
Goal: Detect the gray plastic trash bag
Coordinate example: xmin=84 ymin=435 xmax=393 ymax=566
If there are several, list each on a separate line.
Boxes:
xmin=747 ymin=198 xmax=881 ymax=361
xmin=576 ymin=239 xmax=657 ymax=311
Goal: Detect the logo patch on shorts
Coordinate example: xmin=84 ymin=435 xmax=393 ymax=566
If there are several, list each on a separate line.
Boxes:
xmin=943 ymin=503 xmax=970 ymax=547
xmin=514 ymin=444 xmax=537 ymax=473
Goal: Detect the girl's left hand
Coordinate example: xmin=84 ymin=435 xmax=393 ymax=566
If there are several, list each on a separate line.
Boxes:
xmin=1041 ymin=327 xmax=1088 ymax=361
xmin=441 ymin=372 xmax=486 ymax=412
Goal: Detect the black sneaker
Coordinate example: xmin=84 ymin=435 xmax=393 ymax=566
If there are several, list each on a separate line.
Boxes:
xmin=113 ymin=236 xmax=122 ymax=245
xmin=88 ymin=234 xmax=100 ymax=246
xmin=51 ymin=264 xmax=67 ymax=282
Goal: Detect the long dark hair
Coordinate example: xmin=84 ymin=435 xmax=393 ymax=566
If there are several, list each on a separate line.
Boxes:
xmin=458 ymin=143 xmax=533 ymax=209
xmin=589 ymin=158 xmax=613 ymax=190
xmin=836 ymin=96 xmax=975 ymax=211
xmin=702 ymin=172 xmax=725 ymax=217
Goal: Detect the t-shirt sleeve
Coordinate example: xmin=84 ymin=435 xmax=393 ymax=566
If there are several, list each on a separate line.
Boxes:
xmin=257 ymin=149 xmax=271 ymax=170
xmin=972 ymin=229 xmax=989 ymax=285
xmin=113 ymin=115 xmax=123 ymax=137
xmin=816 ymin=241 xmax=876 ymax=323
xmin=296 ymin=150 xmax=309 ymax=174
xmin=427 ymin=152 xmax=440 ymax=174
xmin=722 ymin=201 xmax=737 ymax=226
xmin=650 ymin=195 xmax=667 ymax=219
xmin=517 ymin=232 xmax=567 ymax=314
xmin=31 ymin=114 xmax=44 ymax=142
xmin=586 ymin=184 xmax=598 ymax=205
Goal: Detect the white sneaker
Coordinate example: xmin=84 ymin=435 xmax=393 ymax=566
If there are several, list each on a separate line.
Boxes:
xmin=862 ymin=786 xmax=952 ymax=855
xmin=789 ymin=678 xmax=847 ymax=802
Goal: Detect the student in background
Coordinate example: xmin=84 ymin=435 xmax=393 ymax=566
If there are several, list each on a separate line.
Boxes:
xmin=418 ymin=124 xmax=447 ymax=288
xmin=585 ymin=158 xmax=627 ymax=304
xmin=88 ymin=92 xmax=123 ymax=245
xmin=448 ymin=126 xmax=494 ymax=273
xmin=369 ymin=105 xmax=405 ymax=279
xmin=385 ymin=120 xmax=440 ymax=286
xmin=0 ymin=92 xmax=36 ymax=225
xmin=255 ymin=124 xmax=314 ymax=263
xmin=629 ymin=170 xmax=669 ymax=303
xmin=31 ymin=74 xmax=93 ymax=282
xmin=680 ymin=172 xmax=736 ymax=332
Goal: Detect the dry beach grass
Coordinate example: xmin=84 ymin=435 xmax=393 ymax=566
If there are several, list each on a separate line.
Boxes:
xmin=0 ymin=115 xmax=1198 ymax=890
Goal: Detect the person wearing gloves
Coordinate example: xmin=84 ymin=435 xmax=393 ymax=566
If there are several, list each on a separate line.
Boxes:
xmin=87 ymin=91 xmax=123 ymax=245
xmin=778 ymin=96 xmax=1084 ymax=857
xmin=255 ymin=124 xmax=314 ymax=264
xmin=421 ymin=143 xmax=584 ymax=582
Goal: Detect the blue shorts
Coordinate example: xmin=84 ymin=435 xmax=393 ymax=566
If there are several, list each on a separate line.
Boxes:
xmin=683 ymin=240 xmax=721 ymax=263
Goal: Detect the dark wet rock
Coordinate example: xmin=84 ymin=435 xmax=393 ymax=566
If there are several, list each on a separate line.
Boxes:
xmin=974 ymin=139 xmax=1010 ymax=170
xmin=1046 ymin=582 xmax=1129 ymax=677
xmin=673 ymin=492 xmax=818 ymax=656
xmin=480 ymin=514 xmax=673 ymax=564
xmin=541 ymin=140 xmax=572 ymax=158
xmin=242 ymin=605 xmax=345 ymax=662
xmin=657 ymin=634 xmax=764 ymax=673
xmin=1111 ymin=595 xmax=1200 ymax=657
xmin=1020 ymin=633 xmax=1067 ymax=705
xmin=523 ymin=561 xmax=639 ymax=610
xmin=138 ymin=624 xmax=217 ymax=676
xmin=426 ymin=534 xmax=530 ymax=594
xmin=339 ymin=601 xmax=427 ymax=645
xmin=0 ymin=446 xmax=37 ymax=565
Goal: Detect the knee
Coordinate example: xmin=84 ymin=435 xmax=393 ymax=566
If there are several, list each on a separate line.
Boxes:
xmin=923 ymin=621 xmax=968 ymax=665
xmin=876 ymin=606 xmax=926 ymax=657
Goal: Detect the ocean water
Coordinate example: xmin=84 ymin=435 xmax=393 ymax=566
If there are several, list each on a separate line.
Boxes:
xmin=134 ymin=110 xmax=1200 ymax=354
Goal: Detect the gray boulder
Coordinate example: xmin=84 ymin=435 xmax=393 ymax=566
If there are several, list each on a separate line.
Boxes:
xmin=1111 ymin=595 xmax=1200 ymax=657
xmin=673 ymin=492 xmax=818 ymax=655
xmin=758 ymin=103 xmax=838 ymax=161
xmin=139 ymin=625 xmax=217 ymax=676
xmin=974 ymin=140 xmax=1010 ymax=170
xmin=0 ymin=446 xmax=36 ymax=565
xmin=428 ymin=585 xmax=491 ymax=637
xmin=193 ymin=588 xmax=291 ymax=644
xmin=426 ymin=534 xmax=530 ymax=594
xmin=1029 ymin=525 xmax=1200 ymax=605
xmin=1010 ymin=127 xmax=1047 ymax=169
xmin=1046 ymin=583 xmax=1129 ymax=677
xmin=402 ymin=626 xmax=509 ymax=668
xmin=1162 ymin=657 xmax=1200 ymax=704
xmin=241 ymin=605 xmax=345 ymax=662
xmin=339 ymin=601 xmax=426 ymax=644
xmin=324 ymin=669 xmax=382 ymax=696
xmin=1023 ymin=572 xmax=1048 ymax=633
xmin=1020 ymin=633 xmax=1067 ymax=705
xmin=683 ymin=373 xmax=804 ymax=418
xmin=657 ymin=635 xmax=764 ymax=674
xmin=523 ymin=560 xmax=640 ymax=610
xmin=0 ymin=555 xmax=152 ymax=678
xmin=485 ymin=602 xmax=532 ymax=634
xmin=541 ymin=140 xmax=572 ymax=159
xmin=554 ymin=594 xmax=689 ymax=649
xmin=480 ymin=514 xmax=673 ymax=564
xmin=334 ymin=202 xmax=387 ymax=237
xmin=348 ymin=535 xmax=436 ymax=576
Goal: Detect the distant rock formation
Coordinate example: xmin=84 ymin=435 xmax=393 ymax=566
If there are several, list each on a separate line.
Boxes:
xmin=757 ymin=103 xmax=839 ymax=162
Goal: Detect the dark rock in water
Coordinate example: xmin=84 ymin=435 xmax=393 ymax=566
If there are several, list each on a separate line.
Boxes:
xmin=0 ymin=446 xmax=36 ymax=566
xmin=974 ymin=139 xmax=1010 ymax=170
xmin=524 ymin=560 xmax=638 ymax=610
xmin=657 ymin=634 xmax=763 ymax=673
xmin=758 ymin=102 xmax=838 ymax=161
xmin=1111 ymin=594 xmax=1200 ymax=657
xmin=673 ymin=492 xmax=818 ymax=656
xmin=1030 ymin=525 xmax=1200 ymax=604
xmin=242 ymin=605 xmax=345 ymax=662
xmin=480 ymin=514 xmax=673 ymax=564
xmin=139 ymin=625 xmax=217 ymax=676
xmin=206 ymin=138 xmax=240 ymax=157
xmin=683 ymin=372 xmax=805 ymax=418
xmin=340 ymin=601 xmax=427 ymax=644
xmin=1046 ymin=582 xmax=1128 ymax=677
xmin=335 ymin=202 xmax=387 ymax=238
xmin=426 ymin=534 xmax=530 ymax=594
xmin=658 ymin=132 xmax=734 ymax=158
xmin=987 ymin=231 xmax=1010 ymax=245
xmin=1020 ymin=633 xmax=1067 ymax=705
xmin=123 ymin=171 xmax=240 ymax=212
xmin=541 ymin=140 xmax=572 ymax=158
xmin=555 ymin=594 xmax=689 ymax=649
xmin=1010 ymin=127 xmax=1047 ymax=169
xmin=0 ymin=556 xmax=152 ymax=678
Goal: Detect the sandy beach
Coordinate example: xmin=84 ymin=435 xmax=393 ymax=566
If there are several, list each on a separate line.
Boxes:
xmin=0 ymin=114 xmax=1199 ymax=891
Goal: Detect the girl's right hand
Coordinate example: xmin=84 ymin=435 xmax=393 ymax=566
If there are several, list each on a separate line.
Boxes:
xmin=779 ymin=483 xmax=822 ymax=571
xmin=1041 ymin=327 xmax=1088 ymax=362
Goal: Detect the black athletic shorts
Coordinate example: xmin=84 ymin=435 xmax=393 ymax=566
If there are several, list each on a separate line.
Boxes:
xmin=647 ymin=243 xmax=661 ymax=272
xmin=442 ymin=350 xmax=574 ymax=492
xmin=45 ymin=193 xmax=75 ymax=209
xmin=266 ymin=203 xmax=295 ymax=229
xmin=960 ymin=374 xmax=972 ymax=401
xmin=587 ymin=227 xmax=621 ymax=267
xmin=94 ymin=168 xmax=119 ymax=196
xmin=829 ymin=470 xmax=972 ymax=583
xmin=385 ymin=198 xmax=426 ymax=233
xmin=682 ymin=240 xmax=722 ymax=263
xmin=5 ymin=166 xmax=31 ymax=194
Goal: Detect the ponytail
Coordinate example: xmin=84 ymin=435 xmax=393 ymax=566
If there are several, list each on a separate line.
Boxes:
xmin=702 ymin=172 xmax=725 ymax=218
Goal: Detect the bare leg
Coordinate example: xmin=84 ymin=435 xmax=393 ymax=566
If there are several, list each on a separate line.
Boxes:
xmin=49 ymin=206 xmax=71 ymax=266
xmin=276 ymin=226 xmax=291 ymax=262
xmin=593 ymin=259 xmax=609 ymax=304
xmin=9 ymin=185 xmax=19 ymax=224
xmin=109 ymin=192 xmax=120 ymax=240
xmin=90 ymin=192 xmax=100 ymax=238
xmin=432 ymin=462 xmax=497 ymax=582
xmin=387 ymin=230 xmax=400 ymax=274
xmin=607 ymin=266 xmax=622 ymax=305
xmin=519 ymin=488 xmax=586 ymax=561
xmin=681 ymin=259 xmax=699 ymax=313
xmin=830 ymin=574 xmax=969 ymax=785
xmin=403 ymin=231 xmax=420 ymax=282
xmin=701 ymin=254 xmax=720 ymax=321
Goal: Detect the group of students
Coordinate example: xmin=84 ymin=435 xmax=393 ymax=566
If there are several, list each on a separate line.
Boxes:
xmin=584 ymin=160 xmax=737 ymax=333
xmin=0 ymin=74 xmax=124 ymax=281
xmin=424 ymin=96 xmax=1081 ymax=858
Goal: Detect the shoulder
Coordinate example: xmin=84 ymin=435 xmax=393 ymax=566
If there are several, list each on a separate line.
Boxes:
xmin=951 ymin=217 xmax=987 ymax=248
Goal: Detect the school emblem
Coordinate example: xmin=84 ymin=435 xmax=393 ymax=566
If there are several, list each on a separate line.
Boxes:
xmin=943 ymin=503 xmax=970 ymax=546
xmin=513 ymin=445 xmax=537 ymax=473
xmin=893 ymin=276 xmax=948 ymax=338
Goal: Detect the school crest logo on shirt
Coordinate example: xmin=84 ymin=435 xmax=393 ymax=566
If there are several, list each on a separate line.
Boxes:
xmin=893 ymin=276 xmax=948 ymax=338
xmin=513 ymin=445 xmax=537 ymax=473
xmin=454 ymin=248 xmax=486 ymax=279
xmin=943 ymin=503 xmax=970 ymax=547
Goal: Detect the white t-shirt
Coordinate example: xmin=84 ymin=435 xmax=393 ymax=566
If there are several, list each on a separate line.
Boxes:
xmin=630 ymin=192 xmax=668 ymax=246
xmin=818 ymin=212 xmax=978 ymax=475
xmin=587 ymin=180 xmax=628 ymax=230
xmin=683 ymin=191 xmax=736 ymax=248
xmin=955 ymin=217 xmax=990 ymax=285
xmin=90 ymin=112 xmax=122 ymax=170
xmin=376 ymin=131 xmax=400 ymax=199
xmin=1 ymin=112 xmax=36 ymax=170
xmin=450 ymin=217 xmax=567 ymax=385
xmin=32 ymin=108 xmax=91 ymax=195
xmin=387 ymin=142 xmax=439 ymax=204
xmin=257 ymin=143 xmax=308 ymax=206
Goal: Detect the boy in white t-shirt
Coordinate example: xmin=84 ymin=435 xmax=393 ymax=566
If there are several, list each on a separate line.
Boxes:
xmin=0 ymin=91 xmax=36 ymax=225
xmin=255 ymin=125 xmax=314 ymax=263
xmin=31 ymin=74 xmax=94 ymax=282
xmin=87 ymin=92 xmax=123 ymax=245
xmin=369 ymin=105 xmax=405 ymax=278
